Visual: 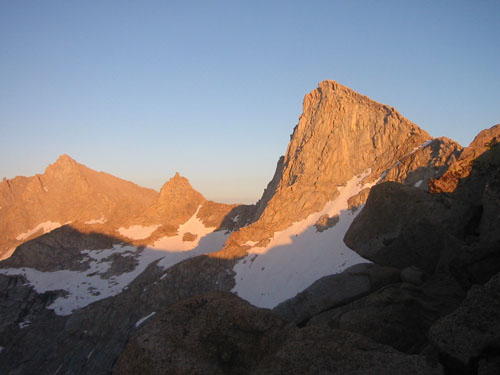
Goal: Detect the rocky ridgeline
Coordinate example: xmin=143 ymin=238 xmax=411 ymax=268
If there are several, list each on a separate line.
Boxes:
xmin=132 ymin=172 xmax=250 ymax=235
xmin=0 ymin=158 xmax=247 ymax=264
xmin=0 ymin=154 xmax=158 ymax=260
xmin=113 ymin=124 xmax=500 ymax=375
xmin=0 ymin=82 xmax=498 ymax=374
xmin=218 ymin=80 xmax=462 ymax=257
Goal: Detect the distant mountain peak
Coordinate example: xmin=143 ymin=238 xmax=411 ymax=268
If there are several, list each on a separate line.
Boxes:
xmin=56 ymin=153 xmax=75 ymax=162
xmin=160 ymin=173 xmax=198 ymax=195
xmin=54 ymin=153 xmax=78 ymax=167
xmin=157 ymin=172 xmax=205 ymax=208
xmin=44 ymin=154 xmax=80 ymax=176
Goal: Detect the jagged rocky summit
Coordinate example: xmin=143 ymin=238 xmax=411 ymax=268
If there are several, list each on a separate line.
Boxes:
xmin=1 ymin=80 xmax=498 ymax=375
xmin=0 ymin=154 xmax=158 ymax=260
xmin=0 ymin=160 xmax=244 ymax=316
xmin=224 ymin=80 xmax=462 ymax=308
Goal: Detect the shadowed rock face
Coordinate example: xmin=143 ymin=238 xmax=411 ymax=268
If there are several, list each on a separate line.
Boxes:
xmin=306 ymin=273 xmax=465 ymax=354
xmin=0 ymin=230 xmax=238 ymax=375
xmin=273 ymin=263 xmax=400 ymax=325
xmin=429 ymin=272 xmax=500 ymax=374
xmin=345 ymin=124 xmax=500 ymax=274
xmin=113 ymin=292 xmax=443 ymax=375
xmin=0 ymin=225 xmax=122 ymax=271
xmin=380 ymin=137 xmax=462 ymax=188
xmin=429 ymin=124 xmax=500 ymax=194
xmin=344 ymin=181 xmax=471 ymax=273
xmin=330 ymin=124 xmax=500 ymax=370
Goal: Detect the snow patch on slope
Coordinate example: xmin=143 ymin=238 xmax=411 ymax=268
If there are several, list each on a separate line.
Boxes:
xmin=118 ymin=225 xmax=160 ymax=240
xmin=232 ymin=171 xmax=374 ymax=308
xmin=379 ymin=139 xmax=435 ymax=181
xmin=135 ymin=311 xmax=156 ymax=327
xmin=0 ymin=244 xmax=154 ymax=315
xmin=19 ymin=320 xmax=31 ymax=329
xmin=85 ymin=215 xmax=106 ymax=225
xmin=0 ymin=207 xmax=230 ymax=315
xmin=151 ymin=206 xmax=230 ymax=270
xmin=16 ymin=221 xmax=63 ymax=241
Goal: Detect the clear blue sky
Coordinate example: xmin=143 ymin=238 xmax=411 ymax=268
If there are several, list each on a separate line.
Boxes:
xmin=1 ymin=1 xmax=499 ymax=203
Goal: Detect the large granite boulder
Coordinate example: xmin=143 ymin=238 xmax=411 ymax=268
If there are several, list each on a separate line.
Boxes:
xmin=113 ymin=291 xmax=442 ymax=375
xmin=308 ymin=274 xmax=465 ymax=353
xmin=273 ymin=263 xmax=400 ymax=325
xmin=345 ymin=125 xmax=500 ymax=276
xmin=344 ymin=182 xmax=470 ymax=273
xmin=429 ymin=272 xmax=500 ymax=374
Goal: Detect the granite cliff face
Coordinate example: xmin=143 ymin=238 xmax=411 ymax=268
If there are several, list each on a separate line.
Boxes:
xmin=335 ymin=124 xmax=500 ymax=372
xmin=242 ymin=81 xmax=460 ymax=237
xmin=223 ymin=81 xmax=462 ymax=308
xmin=345 ymin=124 xmax=500 ymax=273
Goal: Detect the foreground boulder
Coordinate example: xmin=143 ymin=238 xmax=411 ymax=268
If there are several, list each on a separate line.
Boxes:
xmin=113 ymin=291 xmax=442 ymax=375
xmin=273 ymin=263 xmax=400 ymax=325
xmin=344 ymin=182 xmax=471 ymax=273
xmin=429 ymin=272 xmax=500 ymax=374
xmin=307 ymin=273 xmax=464 ymax=353
xmin=345 ymin=125 xmax=500 ymax=275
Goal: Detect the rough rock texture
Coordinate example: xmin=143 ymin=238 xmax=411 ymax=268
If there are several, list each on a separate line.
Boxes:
xmin=141 ymin=173 xmax=205 ymax=226
xmin=273 ymin=263 xmax=400 ymax=325
xmin=114 ymin=292 xmax=442 ymax=375
xmin=337 ymin=124 xmax=500 ymax=368
xmin=314 ymin=213 xmax=340 ymax=232
xmin=381 ymin=137 xmax=462 ymax=188
xmin=344 ymin=182 xmax=471 ymax=273
xmin=429 ymin=272 xmax=500 ymax=373
xmin=0 ymin=158 xmax=247 ymax=260
xmin=0 ymin=246 xmax=238 ymax=375
xmin=198 ymin=200 xmax=252 ymax=231
xmin=0 ymin=274 xmax=64 ymax=337
xmin=401 ymin=266 xmax=427 ymax=286
xmin=121 ymin=173 xmax=248 ymax=244
xmin=429 ymin=124 xmax=500 ymax=194
xmin=345 ymin=125 xmax=500 ymax=275
xmin=1 ymin=84 xmax=494 ymax=375
xmin=0 ymin=225 xmax=122 ymax=271
xmin=347 ymin=187 xmax=371 ymax=211
xmin=447 ymin=240 xmax=500 ymax=290
xmin=256 ymin=326 xmax=442 ymax=375
xmin=0 ymin=154 xmax=158 ymax=260
xmin=0 ymin=164 xmax=246 ymax=374
xmin=218 ymin=80 xmax=461 ymax=258
xmin=308 ymin=274 xmax=465 ymax=353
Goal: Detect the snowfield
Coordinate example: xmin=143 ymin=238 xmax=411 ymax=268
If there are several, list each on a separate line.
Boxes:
xmin=0 ymin=207 xmax=229 ymax=315
xmin=151 ymin=207 xmax=230 ymax=269
xmin=85 ymin=215 xmax=107 ymax=225
xmin=232 ymin=171 xmax=374 ymax=308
